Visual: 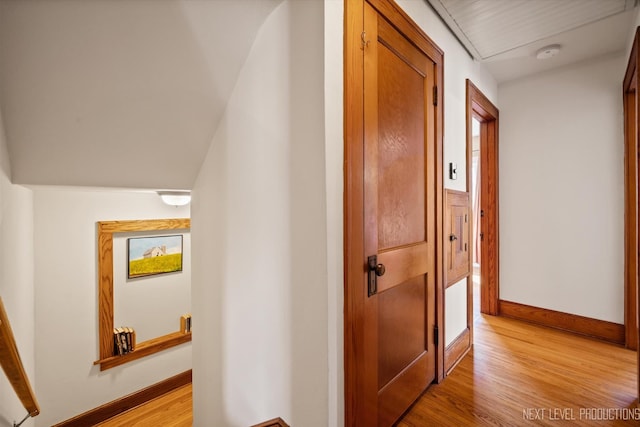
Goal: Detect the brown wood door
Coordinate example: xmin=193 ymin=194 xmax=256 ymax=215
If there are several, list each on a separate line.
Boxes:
xmin=362 ymin=3 xmax=437 ymax=425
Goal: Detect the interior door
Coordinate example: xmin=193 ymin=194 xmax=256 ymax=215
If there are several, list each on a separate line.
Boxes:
xmin=363 ymin=3 xmax=437 ymax=425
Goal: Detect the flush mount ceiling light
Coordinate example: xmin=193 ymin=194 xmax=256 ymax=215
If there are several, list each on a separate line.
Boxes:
xmin=535 ymin=44 xmax=561 ymax=60
xmin=157 ymin=191 xmax=191 ymax=207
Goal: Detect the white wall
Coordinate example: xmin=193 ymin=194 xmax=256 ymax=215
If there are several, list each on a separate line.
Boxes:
xmin=445 ymin=280 xmax=468 ymax=345
xmin=324 ymin=1 xmax=344 ymax=426
xmin=0 ymin=113 xmax=35 ymax=427
xmin=499 ymin=53 xmax=625 ymax=323
xmin=395 ymin=0 xmax=498 ymax=347
xmin=191 ymin=1 xmax=327 ymax=426
xmin=32 ymin=187 xmax=191 ymax=426
xmin=113 ymin=231 xmax=191 ymax=342
xmin=192 ymin=0 xmax=497 ymax=424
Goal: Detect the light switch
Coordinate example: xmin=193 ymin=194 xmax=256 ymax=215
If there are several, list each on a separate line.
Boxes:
xmin=449 ymin=162 xmax=457 ymax=180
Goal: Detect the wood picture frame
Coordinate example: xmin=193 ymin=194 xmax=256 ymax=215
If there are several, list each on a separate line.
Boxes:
xmin=93 ymin=218 xmax=191 ymax=371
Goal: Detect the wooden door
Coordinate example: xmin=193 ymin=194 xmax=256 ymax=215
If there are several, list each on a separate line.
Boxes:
xmin=361 ymin=3 xmax=437 ymax=425
xmin=623 ymin=27 xmax=640 ymax=399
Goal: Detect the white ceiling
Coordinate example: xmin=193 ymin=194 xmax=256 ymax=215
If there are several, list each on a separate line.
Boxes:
xmin=0 ymin=0 xmax=281 ymax=189
xmin=2 ymin=0 xmax=638 ymax=190
xmin=428 ymin=0 xmax=638 ymax=82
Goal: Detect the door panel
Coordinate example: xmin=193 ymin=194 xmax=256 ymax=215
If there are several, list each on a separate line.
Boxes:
xmin=378 ymin=276 xmax=426 ymax=388
xmin=377 ymin=40 xmax=426 ymax=250
xmin=363 ymin=3 xmax=436 ymax=425
xmin=377 ymin=243 xmax=429 ymax=293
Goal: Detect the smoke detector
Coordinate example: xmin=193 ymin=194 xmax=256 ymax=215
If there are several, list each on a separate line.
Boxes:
xmin=536 ymin=44 xmax=561 ymax=60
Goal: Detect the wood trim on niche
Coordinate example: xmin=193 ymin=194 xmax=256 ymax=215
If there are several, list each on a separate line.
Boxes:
xmin=444 ymin=328 xmax=471 ymax=375
xmin=499 ymin=300 xmax=625 ymax=345
xmin=52 ymin=370 xmax=192 ymax=427
xmin=444 ymin=189 xmax=471 ymax=288
xmin=95 ymin=218 xmax=191 ymax=370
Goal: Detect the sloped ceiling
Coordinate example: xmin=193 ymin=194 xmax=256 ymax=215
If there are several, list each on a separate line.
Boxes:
xmin=0 ymin=0 xmax=282 ymax=189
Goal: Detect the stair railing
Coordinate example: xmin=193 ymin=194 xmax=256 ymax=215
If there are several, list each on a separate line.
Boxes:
xmin=0 ymin=297 xmax=40 ymax=426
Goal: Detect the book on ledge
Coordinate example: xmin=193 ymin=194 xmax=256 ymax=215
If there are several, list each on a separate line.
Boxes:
xmin=180 ymin=314 xmax=192 ymax=334
xmin=112 ymin=327 xmax=136 ymax=356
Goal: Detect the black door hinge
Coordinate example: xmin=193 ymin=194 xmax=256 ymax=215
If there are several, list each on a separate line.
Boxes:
xmin=434 ymin=325 xmax=439 ymax=345
xmin=433 ymin=86 xmax=438 ymax=106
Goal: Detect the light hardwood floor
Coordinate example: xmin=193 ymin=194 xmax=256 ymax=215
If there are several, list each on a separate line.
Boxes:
xmin=94 ymin=309 xmax=637 ymax=426
xmin=398 ymin=313 xmax=637 ymax=426
xmin=95 ymin=384 xmax=192 ymax=427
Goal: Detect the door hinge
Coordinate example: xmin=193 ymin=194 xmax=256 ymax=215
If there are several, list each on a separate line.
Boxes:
xmin=434 ymin=325 xmax=439 ymax=345
xmin=433 ymin=86 xmax=438 ymax=106
xmin=361 ymin=31 xmax=370 ymax=50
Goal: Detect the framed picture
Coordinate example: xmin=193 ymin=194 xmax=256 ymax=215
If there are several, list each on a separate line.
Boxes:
xmin=127 ymin=235 xmax=183 ymax=279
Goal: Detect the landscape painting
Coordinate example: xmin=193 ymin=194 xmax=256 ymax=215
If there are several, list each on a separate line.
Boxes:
xmin=127 ymin=235 xmax=183 ymax=279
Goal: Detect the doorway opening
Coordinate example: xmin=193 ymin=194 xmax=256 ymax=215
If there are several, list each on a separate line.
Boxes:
xmin=471 ymin=117 xmax=481 ymax=322
xmin=466 ymin=80 xmax=499 ymax=317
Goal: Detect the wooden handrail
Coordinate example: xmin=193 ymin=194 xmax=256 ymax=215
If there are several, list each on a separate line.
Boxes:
xmin=0 ymin=297 xmax=40 ymax=418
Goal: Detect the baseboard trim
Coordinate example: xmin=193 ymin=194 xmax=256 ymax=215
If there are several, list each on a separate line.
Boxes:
xmin=445 ymin=328 xmax=471 ymax=375
xmin=252 ymin=417 xmax=290 ymax=427
xmin=499 ymin=300 xmax=625 ymax=345
xmin=52 ymin=370 xmax=192 ymax=427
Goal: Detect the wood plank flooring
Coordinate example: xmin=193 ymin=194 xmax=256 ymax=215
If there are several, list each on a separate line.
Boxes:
xmin=95 ymin=384 xmax=192 ymax=427
xmin=93 ymin=296 xmax=637 ymax=426
xmin=398 ymin=313 xmax=638 ymax=426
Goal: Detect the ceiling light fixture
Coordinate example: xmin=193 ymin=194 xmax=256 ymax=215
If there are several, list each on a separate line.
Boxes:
xmin=535 ymin=44 xmax=561 ymax=60
xmin=157 ymin=191 xmax=191 ymax=207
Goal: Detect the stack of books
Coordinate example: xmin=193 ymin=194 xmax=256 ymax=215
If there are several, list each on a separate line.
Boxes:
xmin=113 ymin=327 xmax=136 ymax=356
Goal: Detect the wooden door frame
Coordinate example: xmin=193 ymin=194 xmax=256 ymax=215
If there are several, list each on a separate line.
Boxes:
xmin=344 ymin=0 xmax=444 ymax=425
xmin=623 ymin=28 xmax=639 ymax=403
xmin=466 ymin=80 xmax=499 ymax=316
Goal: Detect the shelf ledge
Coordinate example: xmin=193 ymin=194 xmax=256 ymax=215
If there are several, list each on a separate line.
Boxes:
xmin=94 ymin=331 xmax=191 ymax=371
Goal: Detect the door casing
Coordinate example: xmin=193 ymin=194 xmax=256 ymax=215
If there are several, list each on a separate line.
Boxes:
xmin=466 ymin=80 xmax=499 ymax=316
xmin=622 ymin=26 xmax=639 ymax=402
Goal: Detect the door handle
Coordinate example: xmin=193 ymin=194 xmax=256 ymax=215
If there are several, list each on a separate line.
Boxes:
xmin=367 ymin=255 xmax=385 ymax=297
xmin=449 ymin=234 xmax=457 ymax=241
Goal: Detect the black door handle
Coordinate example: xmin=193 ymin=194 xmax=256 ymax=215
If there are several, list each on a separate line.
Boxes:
xmin=367 ymin=255 xmax=385 ymax=296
